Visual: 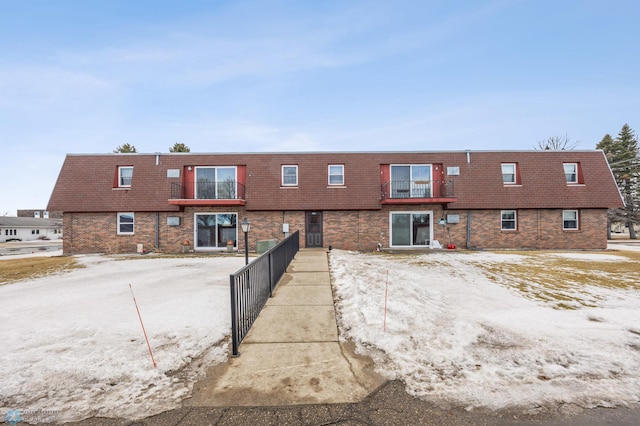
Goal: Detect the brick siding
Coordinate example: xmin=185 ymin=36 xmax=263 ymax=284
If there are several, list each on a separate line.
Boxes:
xmin=445 ymin=209 xmax=608 ymax=250
xmin=62 ymin=207 xmax=609 ymax=255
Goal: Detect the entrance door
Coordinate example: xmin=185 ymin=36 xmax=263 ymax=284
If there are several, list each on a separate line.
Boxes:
xmin=305 ymin=211 xmax=323 ymax=248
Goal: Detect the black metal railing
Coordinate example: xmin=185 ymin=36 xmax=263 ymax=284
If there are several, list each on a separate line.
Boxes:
xmin=381 ymin=179 xmax=454 ymax=199
xmin=170 ymin=180 xmax=246 ymax=200
xmin=229 ymin=231 xmax=300 ymax=356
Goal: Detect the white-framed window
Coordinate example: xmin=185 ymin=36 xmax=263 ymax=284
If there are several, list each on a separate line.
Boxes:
xmin=328 ymin=164 xmax=344 ymax=185
xmin=117 ymin=212 xmax=135 ymax=235
xmin=194 ymin=213 xmax=238 ymax=249
xmin=118 ymin=166 xmax=133 ymax=187
xmin=563 ymin=163 xmax=578 ymax=184
xmin=389 ymin=211 xmax=432 ymax=247
xmin=194 ymin=166 xmax=237 ymax=199
xmin=501 ymin=163 xmax=517 ymax=184
xmin=563 ymin=210 xmax=579 ymax=230
xmin=501 ymin=210 xmax=517 ymax=230
xmin=282 ymin=165 xmax=298 ymax=186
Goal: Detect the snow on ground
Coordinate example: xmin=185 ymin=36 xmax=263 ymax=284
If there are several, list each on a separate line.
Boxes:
xmin=0 ymin=254 xmax=244 ymax=423
xmin=329 ymin=249 xmax=640 ymax=411
xmin=549 ymin=252 xmax=632 ymax=262
xmin=2 ymin=247 xmax=639 ymax=423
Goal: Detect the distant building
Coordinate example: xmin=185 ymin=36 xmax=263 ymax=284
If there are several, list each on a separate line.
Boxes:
xmin=47 ymin=150 xmax=623 ymax=255
xmin=0 ymin=217 xmax=63 ymax=242
xmin=17 ymin=209 xmax=62 ymax=219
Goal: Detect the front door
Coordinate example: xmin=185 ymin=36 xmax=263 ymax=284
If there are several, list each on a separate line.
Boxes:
xmin=305 ymin=211 xmax=323 ymax=248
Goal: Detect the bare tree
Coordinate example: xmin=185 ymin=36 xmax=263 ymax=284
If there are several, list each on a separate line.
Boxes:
xmin=535 ymin=133 xmax=579 ymax=150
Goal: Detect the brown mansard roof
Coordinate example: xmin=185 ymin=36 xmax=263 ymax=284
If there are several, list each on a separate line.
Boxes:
xmin=47 ymin=150 xmax=623 ymax=213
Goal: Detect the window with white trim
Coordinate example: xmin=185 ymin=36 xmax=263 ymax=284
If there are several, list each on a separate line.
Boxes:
xmin=118 ymin=166 xmax=133 ymax=187
xmin=501 ymin=163 xmax=517 ymax=184
xmin=117 ymin=212 xmax=135 ymax=234
xmin=501 ymin=210 xmax=517 ymax=230
xmin=328 ymin=164 xmax=344 ymax=185
xmin=563 ymin=210 xmax=579 ymax=230
xmin=282 ymin=165 xmax=298 ymax=186
xmin=563 ymin=163 xmax=578 ymax=184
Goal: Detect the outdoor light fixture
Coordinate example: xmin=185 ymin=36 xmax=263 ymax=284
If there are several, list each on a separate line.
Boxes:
xmin=241 ymin=218 xmax=251 ymax=265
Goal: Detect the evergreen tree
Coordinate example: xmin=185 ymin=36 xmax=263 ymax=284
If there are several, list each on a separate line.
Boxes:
xmin=113 ymin=143 xmax=138 ymax=153
xmin=597 ymin=125 xmax=640 ymax=239
xmin=169 ymin=142 xmax=191 ymax=152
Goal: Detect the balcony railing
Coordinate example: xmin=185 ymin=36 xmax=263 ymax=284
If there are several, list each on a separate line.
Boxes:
xmin=170 ymin=180 xmax=246 ymax=200
xmin=381 ymin=180 xmax=455 ymax=200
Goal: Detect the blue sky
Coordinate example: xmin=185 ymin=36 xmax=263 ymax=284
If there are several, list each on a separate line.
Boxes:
xmin=1 ymin=0 xmax=639 ymax=215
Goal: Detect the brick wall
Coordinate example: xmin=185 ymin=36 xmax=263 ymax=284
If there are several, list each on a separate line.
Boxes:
xmin=62 ymin=207 xmax=609 ymax=255
xmin=445 ymin=208 xmax=608 ymax=249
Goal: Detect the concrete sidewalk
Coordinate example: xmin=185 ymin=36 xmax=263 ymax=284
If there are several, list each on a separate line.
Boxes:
xmin=187 ymin=248 xmax=384 ymax=407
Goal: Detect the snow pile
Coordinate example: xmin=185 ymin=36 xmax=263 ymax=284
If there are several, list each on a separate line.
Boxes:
xmin=0 ymin=254 xmax=244 ymax=423
xmin=329 ymin=250 xmax=640 ymax=411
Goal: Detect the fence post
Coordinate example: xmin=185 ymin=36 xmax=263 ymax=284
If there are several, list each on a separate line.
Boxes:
xmin=229 ymin=274 xmax=240 ymax=357
xmin=268 ymin=251 xmax=274 ymax=297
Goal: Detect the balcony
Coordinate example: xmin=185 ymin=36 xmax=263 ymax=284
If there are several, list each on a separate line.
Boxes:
xmin=381 ymin=180 xmax=456 ymax=204
xmin=169 ymin=180 xmax=246 ymax=206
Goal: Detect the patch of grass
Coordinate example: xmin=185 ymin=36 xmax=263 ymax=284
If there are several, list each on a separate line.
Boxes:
xmin=475 ymin=250 xmax=640 ymax=309
xmin=0 ymin=257 xmax=83 ymax=284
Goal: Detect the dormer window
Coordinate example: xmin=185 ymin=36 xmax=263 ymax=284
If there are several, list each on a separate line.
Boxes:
xmin=118 ymin=166 xmax=133 ymax=187
xmin=328 ymin=164 xmax=344 ymax=185
xmin=563 ymin=163 xmax=582 ymax=184
xmin=501 ymin=163 xmax=517 ymax=184
xmin=282 ymin=165 xmax=298 ymax=186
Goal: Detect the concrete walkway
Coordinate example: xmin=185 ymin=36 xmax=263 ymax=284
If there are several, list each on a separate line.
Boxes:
xmin=187 ymin=248 xmax=384 ymax=407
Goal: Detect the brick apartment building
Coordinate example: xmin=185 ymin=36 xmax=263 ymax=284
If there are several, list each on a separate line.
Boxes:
xmin=47 ymin=150 xmax=623 ymax=255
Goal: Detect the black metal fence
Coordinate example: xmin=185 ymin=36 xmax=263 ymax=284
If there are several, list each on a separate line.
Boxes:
xmin=170 ymin=180 xmax=246 ymax=200
xmin=380 ymin=179 xmax=455 ymax=199
xmin=229 ymin=231 xmax=300 ymax=356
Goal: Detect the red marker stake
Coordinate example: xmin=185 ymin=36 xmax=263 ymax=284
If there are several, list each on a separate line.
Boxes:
xmin=129 ymin=283 xmax=157 ymax=368
xmin=384 ymin=269 xmax=389 ymax=332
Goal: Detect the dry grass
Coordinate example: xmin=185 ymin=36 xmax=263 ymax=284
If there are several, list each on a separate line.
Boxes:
xmin=368 ymin=249 xmax=640 ymax=310
xmin=0 ymin=256 xmax=83 ymax=285
xmin=474 ymin=250 xmax=640 ymax=309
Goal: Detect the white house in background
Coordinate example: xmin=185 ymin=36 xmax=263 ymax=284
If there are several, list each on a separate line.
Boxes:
xmin=0 ymin=217 xmax=62 ymax=242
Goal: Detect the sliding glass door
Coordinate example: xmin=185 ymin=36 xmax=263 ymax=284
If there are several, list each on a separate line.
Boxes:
xmin=390 ymin=212 xmax=432 ymax=247
xmin=195 ymin=213 xmax=237 ymax=249
xmin=390 ymin=165 xmax=432 ymax=198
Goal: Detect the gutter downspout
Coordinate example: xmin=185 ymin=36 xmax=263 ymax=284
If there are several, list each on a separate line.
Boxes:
xmin=155 ymin=212 xmax=159 ymax=249
xmin=466 ymin=210 xmax=472 ymax=249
